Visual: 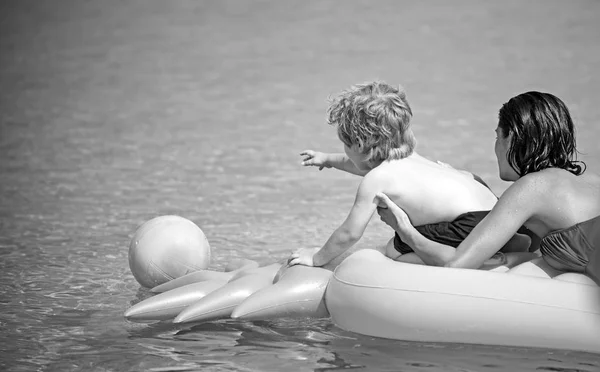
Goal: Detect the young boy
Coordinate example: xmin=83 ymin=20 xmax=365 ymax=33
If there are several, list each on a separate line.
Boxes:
xmin=288 ymin=81 xmax=529 ymax=269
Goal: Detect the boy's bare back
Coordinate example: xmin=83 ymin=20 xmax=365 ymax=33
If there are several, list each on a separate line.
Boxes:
xmin=367 ymin=153 xmax=498 ymax=226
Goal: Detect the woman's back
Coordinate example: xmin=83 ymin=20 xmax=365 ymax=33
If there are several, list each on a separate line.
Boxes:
xmin=521 ymin=169 xmax=600 ymax=283
xmin=521 ymin=168 xmax=600 ymax=237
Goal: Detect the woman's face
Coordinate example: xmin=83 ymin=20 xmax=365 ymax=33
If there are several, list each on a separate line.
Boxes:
xmin=494 ymin=126 xmax=520 ymax=181
xmin=344 ymin=144 xmax=371 ymax=171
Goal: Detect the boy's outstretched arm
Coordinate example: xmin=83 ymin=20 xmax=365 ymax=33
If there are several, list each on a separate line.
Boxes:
xmin=300 ymin=150 xmax=369 ymax=176
xmin=289 ymin=175 xmax=380 ymax=267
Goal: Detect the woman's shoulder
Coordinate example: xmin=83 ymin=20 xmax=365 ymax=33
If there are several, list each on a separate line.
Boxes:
xmin=529 ymin=167 xmax=600 ymax=188
xmin=502 ymin=169 xmax=571 ymax=203
xmin=516 ymin=167 xmax=593 ymax=185
xmin=508 ymin=168 xmax=600 ymax=204
xmin=580 ymin=169 xmax=600 ymax=185
xmin=510 ymin=169 xmax=557 ymax=191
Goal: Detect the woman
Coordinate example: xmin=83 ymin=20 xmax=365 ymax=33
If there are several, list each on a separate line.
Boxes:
xmin=376 ymin=91 xmax=600 ymax=285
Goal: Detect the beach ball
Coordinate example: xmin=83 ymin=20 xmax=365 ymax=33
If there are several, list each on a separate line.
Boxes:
xmin=128 ymin=215 xmax=211 ymax=288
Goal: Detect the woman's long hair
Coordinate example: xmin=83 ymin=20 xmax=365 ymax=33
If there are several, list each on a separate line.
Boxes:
xmin=498 ymin=91 xmax=586 ymax=176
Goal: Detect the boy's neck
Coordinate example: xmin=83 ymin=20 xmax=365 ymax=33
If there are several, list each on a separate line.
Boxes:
xmin=369 ymin=151 xmax=420 ymax=169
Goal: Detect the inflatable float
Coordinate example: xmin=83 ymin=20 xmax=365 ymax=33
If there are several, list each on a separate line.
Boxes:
xmin=325 ymin=249 xmax=600 ymax=354
xmin=150 ymin=258 xmax=259 ymax=293
xmin=124 ymin=279 xmax=230 ymax=321
xmin=231 ymin=265 xmax=331 ymax=320
xmin=125 ymin=252 xmax=526 ymax=323
xmin=125 ymin=215 xmax=600 ymax=353
xmin=173 ymin=263 xmax=282 ymax=324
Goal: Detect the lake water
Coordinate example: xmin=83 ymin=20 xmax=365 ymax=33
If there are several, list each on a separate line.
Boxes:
xmin=1 ymin=1 xmax=599 ymax=371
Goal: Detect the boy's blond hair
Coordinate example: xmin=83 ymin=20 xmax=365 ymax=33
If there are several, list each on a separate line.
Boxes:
xmin=327 ymin=81 xmax=416 ymax=163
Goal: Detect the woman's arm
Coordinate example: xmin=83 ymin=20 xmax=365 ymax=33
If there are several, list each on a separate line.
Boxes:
xmin=375 ymin=195 xmax=458 ymax=266
xmin=376 ymin=176 xmax=538 ymax=268
xmin=446 ymin=177 xmax=538 ymax=269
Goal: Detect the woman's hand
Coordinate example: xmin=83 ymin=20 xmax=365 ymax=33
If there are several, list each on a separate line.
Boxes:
xmin=375 ymin=192 xmax=415 ymax=240
xmin=287 ymin=247 xmax=321 ymax=267
xmin=300 ymin=150 xmax=330 ymax=170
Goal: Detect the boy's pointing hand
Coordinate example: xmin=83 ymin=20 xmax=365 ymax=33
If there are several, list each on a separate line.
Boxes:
xmin=300 ymin=150 xmax=329 ymax=170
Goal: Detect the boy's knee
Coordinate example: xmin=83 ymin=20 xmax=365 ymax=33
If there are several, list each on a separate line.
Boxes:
xmin=507 ymin=258 xmax=556 ymax=278
xmin=383 ymin=238 xmax=401 ymax=260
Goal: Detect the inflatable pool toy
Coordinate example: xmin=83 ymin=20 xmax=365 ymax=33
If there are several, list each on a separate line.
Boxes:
xmin=231 ymin=265 xmax=331 ymax=320
xmin=124 ymin=261 xmax=273 ymax=322
xmin=227 ymin=251 xmax=523 ymax=321
xmin=150 ymin=270 xmax=236 ymax=293
xmin=553 ymin=272 xmax=598 ymax=285
xmin=125 ymin=224 xmax=600 ymax=353
xmin=325 ymin=249 xmax=600 ymax=353
xmin=173 ymin=263 xmax=282 ymax=324
xmin=150 ymin=258 xmax=259 ymax=293
xmin=126 ymin=250 xmax=535 ymax=323
xmin=128 ymin=215 xmax=211 ymax=288
xmin=124 ymin=279 xmax=228 ymax=321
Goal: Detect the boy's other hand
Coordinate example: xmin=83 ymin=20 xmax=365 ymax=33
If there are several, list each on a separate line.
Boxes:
xmin=287 ymin=247 xmax=320 ymax=267
xmin=300 ymin=150 xmax=330 ymax=170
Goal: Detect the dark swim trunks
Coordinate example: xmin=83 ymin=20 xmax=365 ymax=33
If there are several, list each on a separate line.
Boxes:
xmin=392 ymin=172 xmax=524 ymax=255
xmin=394 ymin=210 xmax=533 ymax=255
xmin=394 ymin=211 xmax=490 ymax=255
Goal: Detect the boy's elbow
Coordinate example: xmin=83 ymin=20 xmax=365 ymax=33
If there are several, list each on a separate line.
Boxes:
xmin=336 ymin=227 xmax=362 ymax=244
